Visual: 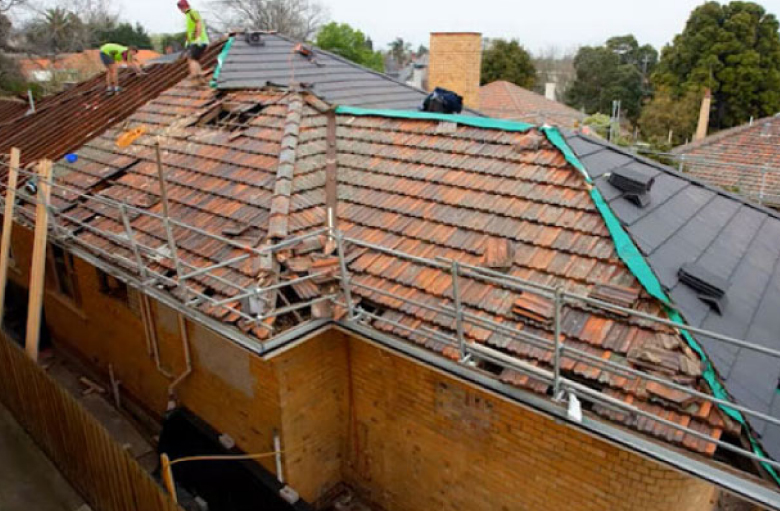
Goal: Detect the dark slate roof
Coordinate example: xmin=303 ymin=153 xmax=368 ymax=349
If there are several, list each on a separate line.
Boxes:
xmin=215 ymin=33 xmax=430 ymax=110
xmin=564 ymin=130 xmax=780 ymax=460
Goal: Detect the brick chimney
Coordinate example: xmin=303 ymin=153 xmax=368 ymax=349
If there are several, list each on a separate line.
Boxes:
xmin=428 ymin=32 xmax=482 ymax=109
xmin=694 ymin=88 xmax=712 ymax=142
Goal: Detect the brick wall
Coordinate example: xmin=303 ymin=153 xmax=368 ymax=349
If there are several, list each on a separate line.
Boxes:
xmin=5 ymin=224 xmax=719 ymax=511
xmin=342 ymin=337 xmax=717 ymax=511
xmin=428 ymin=33 xmax=482 ymax=109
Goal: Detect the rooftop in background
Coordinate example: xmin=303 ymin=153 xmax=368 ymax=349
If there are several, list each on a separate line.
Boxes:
xmin=214 ymin=33 xmax=432 ymax=111
xmin=480 ymin=81 xmax=585 ymax=129
xmin=17 ymin=50 xmax=161 ymax=84
xmin=672 ymin=115 xmax=780 ymax=208
xmin=566 ymin=129 xmax=780 ymax=461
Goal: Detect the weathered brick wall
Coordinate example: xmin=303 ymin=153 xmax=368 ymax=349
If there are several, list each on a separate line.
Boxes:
xmin=275 ymin=333 xmax=349 ymax=503
xmin=343 ymin=338 xmax=717 ymax=511
xmin=428 ymin=33 xmax=482 ymax=109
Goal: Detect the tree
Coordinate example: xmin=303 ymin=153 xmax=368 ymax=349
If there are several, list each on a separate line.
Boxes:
xmin=94 ymin=22 xmax=153 ymax=49
xmin=480 ymin=39 xmax=536 ymax=89
xmin=209 ymin=0 xmax=327 ymax=41
xmin=156 ymin=32 xmax=188 ymax=53
xmin=24 ymin=7 xmax=89 ymax=56
xmin=638 ymin=86 xmax=702 ymax=147
xmin=0 ymin=13 xmax=27 ymax=95
xmin=315 ymin=22 xmax=383 ymax=72
xmin=651 ymin=1 xmax=780 ymax=130
xmin=565 ymin=35 xmax=657 ymax=124
xmin=533 ymin=45 xmax=576 ymax=99
xmin=388 ymin=37 xmax=411 ymax=65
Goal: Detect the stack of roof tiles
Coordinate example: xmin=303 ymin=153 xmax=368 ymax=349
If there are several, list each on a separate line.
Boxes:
xmin=22 ymin=76 xmax=742 ymax=458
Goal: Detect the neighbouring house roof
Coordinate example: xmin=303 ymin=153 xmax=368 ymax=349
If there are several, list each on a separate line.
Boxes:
xmin=566 ymin=129 xmax=780 ymax=461
xmin=214 ymin=34 xmax=433 ymax=111
xmin=672 ymin=115 xmax=780 ymax=207
xmin=14 ymin=80 xmax=742 ymax=462
xmin=18 ymin=50 xmax=161 ymax=82
xmin=480 ymin=81 xmax=585 ymax=128
xmin=0 ymin=43 xmax=222 ymax=169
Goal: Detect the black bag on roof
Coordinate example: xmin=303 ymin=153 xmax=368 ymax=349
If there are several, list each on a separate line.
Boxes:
xmin=421 ymin=87 xmax=464 ymax=114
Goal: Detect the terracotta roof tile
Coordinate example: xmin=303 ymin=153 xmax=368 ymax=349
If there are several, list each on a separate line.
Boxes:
xmin=479 ymin=81 xmax=585 ymax=129
xmin=673 ymin=115 xmax=780 ymax=207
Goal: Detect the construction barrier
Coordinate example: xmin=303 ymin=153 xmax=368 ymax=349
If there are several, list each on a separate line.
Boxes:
xmin=0 ymin=332 xmax=181 ymax=511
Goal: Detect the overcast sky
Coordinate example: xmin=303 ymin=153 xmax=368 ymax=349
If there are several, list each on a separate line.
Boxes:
xmin=117 ymin=0 xmax=780 ymax=54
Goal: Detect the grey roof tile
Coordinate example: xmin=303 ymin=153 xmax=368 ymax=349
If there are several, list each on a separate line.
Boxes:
xmin=567 ymin=130 xmax=780 ymax=460
xmin=217 ymin=34 xmax=433 ymax=111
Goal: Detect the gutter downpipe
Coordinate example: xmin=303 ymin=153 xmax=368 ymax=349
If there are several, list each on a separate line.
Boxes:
xmin=168 ymin=314 xmax=193 ymax=399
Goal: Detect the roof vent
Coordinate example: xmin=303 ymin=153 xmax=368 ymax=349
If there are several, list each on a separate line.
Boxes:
xmin=245 ymin=31 xmax=266 ymax=47
xmin=608 ymin=167 xmax=655 ymax=207
xmin=678 ymin=263 xmax=729 ymax=315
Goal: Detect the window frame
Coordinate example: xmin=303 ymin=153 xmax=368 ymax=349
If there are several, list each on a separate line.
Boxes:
xmin=48 ymin=245 xmax=81 ymax=306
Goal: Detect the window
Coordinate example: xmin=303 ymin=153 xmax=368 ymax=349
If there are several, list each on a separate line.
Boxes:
xmin=97 ymin=269 xmax=128 ymax=302
xmin=50 ymin=245 xmax=80 ymax=305
xmin=96 ymin=269 xmax=141 ymax=316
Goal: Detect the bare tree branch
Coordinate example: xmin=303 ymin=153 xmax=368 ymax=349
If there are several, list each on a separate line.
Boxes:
xmin=208 ymin=0 xmax=328 ymax=41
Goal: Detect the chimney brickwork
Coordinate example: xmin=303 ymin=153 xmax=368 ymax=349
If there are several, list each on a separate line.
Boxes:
xmin=428 ymin=32 xmax=482 ymax=109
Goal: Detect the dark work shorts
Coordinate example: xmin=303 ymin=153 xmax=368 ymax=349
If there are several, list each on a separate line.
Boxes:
xmin=187 ymin=44 xmax=207 ymax=61
xmin=100 ymin=52 xmax=114 ymax=67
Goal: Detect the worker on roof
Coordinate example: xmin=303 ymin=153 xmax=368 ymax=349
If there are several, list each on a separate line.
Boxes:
xmin=99 ymin=43 xmax=145 ymax=93
xmin=177 ymin=0 xmax=210 ymax=81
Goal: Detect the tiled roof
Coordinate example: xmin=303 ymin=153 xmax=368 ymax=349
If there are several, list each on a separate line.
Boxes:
xmin=480 ymin=81 xmax=585 ymax=128
xmin=566 ymin=129 xmax=780 ymax=460
xmin=28 ymin=81 xmax=741 ymax=459
xmin=0 ymin=43 xmax=223 ymax=170
xmin=672 ymin=115 xmax=780 ymax=207
xmin=215 ymin=34 xmax=433 ymax=111
xmin=0 ymin=98 xmax=26 ymax=123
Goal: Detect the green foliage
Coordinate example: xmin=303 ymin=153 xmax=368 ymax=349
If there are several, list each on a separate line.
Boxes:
xmin=155 ymin=32 xmax=188 ymax=53
xmin=583 ymin=113 xmax=611 ymax=139
xmin=639 ymin=86 xmax=702 ymax=146
xmin=480 ymin=39 xmax=536 ymax=88
xmin=316 ymin=22 xmax=384 ymax=72
xmin=389 ymin=37 xmax=412 ymax=65
xmin=566 ymin=35 xmax=657 ymax=124
xmin=94 ymin=22 xmax=153 ymax=49
xmin=652 ymin=1 xmax=780 ymax=130
xmin=25 ymin=8 xmax=88 ymax=55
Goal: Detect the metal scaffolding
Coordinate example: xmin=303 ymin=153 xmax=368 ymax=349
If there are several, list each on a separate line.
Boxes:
xmin=2 ymin=150 xmax=780 ymax=503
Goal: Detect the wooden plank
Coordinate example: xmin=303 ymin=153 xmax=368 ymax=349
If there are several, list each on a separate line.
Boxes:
xmin=24 ymin=159 xmax=53 ymax=361
xmin=0 ymin=147 xmax=20 ymax=330
xmin=0 ymin=331 xmax=184 ymax=511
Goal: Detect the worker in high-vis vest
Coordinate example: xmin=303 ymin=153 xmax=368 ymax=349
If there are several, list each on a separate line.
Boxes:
xmin=177 ymin=0 xmax=210 ymax=80
xmin=99 ymin=43 xmax=145 ymax=93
